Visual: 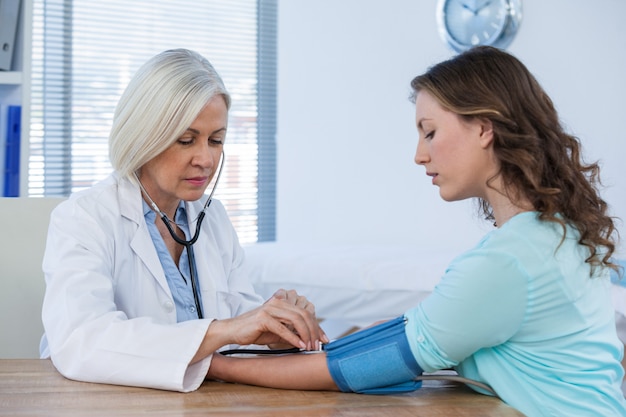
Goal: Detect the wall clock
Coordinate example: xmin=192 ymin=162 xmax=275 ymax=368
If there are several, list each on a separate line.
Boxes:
xmin=437 ymin=0 xmax=522 ymax=53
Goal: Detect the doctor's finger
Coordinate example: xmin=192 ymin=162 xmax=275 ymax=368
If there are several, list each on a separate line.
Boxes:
xmin=258 ymin=316 xmax=308 ymax=349
xmin=294 ymin=294 xmax=315 ymax=314
xmin=289 ymin=300 xmax=328 ymax=344
xmin=271 ymin=289 xmax=288 ymax=300
xmin=264 ymin=299 xmax=324 ymax=348
xmin=271 ymin=289 xmax=300 ymax=304
xmin=272 ymin=290 xmax=318 ymax=318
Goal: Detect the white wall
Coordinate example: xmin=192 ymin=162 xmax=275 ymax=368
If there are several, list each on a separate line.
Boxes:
xmin=276 ymin=0 xmax=626 ymax=257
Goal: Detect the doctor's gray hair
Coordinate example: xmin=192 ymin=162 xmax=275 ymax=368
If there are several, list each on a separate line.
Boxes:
xmin=109 ymin=48 xmax=231 ymax=179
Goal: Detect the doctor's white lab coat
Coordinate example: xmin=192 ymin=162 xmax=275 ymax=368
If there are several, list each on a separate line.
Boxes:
xmin=40 ymin=173 xmax=263 ymax=392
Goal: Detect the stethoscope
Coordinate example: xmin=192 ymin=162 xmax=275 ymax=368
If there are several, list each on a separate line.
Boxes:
xmin=135 ymin=150 xmax=226 ymax=320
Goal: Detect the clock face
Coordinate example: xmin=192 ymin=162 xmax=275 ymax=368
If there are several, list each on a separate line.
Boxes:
xmin=437 ymin=0 xmax=522 ymax=53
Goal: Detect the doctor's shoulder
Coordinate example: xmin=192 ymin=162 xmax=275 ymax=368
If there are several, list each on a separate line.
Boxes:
xmin=54 ymin=174 xmax=125 ymax=224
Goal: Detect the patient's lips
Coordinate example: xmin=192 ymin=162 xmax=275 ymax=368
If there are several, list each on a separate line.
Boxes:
xmin=426 ymin=172 xmax=438 ymax=185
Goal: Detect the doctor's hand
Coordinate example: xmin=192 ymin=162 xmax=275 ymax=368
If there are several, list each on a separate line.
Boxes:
xmin=266 ymin=289 xmax=325 ymax=349
xmin=198 ymin=293 xmax=328 ymax=361
xmin=271 ymin=288 xmax=317 ymax=315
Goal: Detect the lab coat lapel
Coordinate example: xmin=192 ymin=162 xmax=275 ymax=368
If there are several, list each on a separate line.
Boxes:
xmin=118 ymin=176 xmax=171 ymax=296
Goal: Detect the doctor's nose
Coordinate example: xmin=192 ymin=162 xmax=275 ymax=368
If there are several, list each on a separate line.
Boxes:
xmin=192 ymin=143 xmax=218 ymax=169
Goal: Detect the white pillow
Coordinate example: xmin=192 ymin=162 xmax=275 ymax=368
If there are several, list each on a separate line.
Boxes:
xmin=243 ymin=242 xmax=452 ymax=328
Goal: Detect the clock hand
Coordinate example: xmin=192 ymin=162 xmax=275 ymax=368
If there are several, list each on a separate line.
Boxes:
xmin=475 ymin=0 xmax=494 ymax=14
xmin=461 ymin=1 xmax=478 ymax=16
xmin=461 ymin=3 xmax=477 ymax=15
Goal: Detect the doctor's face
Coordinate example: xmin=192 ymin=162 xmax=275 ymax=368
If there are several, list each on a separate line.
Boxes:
xmin=138 ymin=95 xmax=228 ymax=212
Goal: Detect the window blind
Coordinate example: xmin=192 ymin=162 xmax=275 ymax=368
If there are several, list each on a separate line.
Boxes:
xmin=29 ymin=0 xmax=276 ymax=244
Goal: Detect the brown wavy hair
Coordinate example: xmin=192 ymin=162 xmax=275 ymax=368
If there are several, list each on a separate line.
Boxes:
xmin=410 ymin=46 xmax=620 ymax=275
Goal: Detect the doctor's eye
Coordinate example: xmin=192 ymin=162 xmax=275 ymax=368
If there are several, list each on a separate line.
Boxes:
xmin=208 ymin=134 xmax=226 ymax=146
xmin=425 ymin=130 xmax=435 ymax=140
xmin=177 ymin=136 xmax=195 ymax=145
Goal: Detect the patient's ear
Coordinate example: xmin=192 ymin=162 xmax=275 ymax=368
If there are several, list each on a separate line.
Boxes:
xmin=478 ymin=118 xmax=494 ymax=149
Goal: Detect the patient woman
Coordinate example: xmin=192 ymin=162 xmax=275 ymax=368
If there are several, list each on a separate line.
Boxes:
xmin=207 ymin=46 xmax=626 ymax=416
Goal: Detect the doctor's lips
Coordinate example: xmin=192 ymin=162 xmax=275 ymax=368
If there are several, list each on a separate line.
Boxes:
xmin=186 ymin=176 xmax=209 ymax=187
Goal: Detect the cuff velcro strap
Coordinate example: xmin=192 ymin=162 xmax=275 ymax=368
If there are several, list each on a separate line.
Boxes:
xmin=324 ymin=315 xmax=423 ymax=394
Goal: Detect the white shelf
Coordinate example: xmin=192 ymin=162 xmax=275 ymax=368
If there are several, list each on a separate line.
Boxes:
xmin=0 ymin=71 xmax=23 ymax=85
xmin=0 ymin=0 xmax=32 ymax=197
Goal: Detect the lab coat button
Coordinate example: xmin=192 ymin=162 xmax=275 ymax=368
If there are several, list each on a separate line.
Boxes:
xmin=163 ymin=301 xmax=175 ymax=312
xmin=417 ymin=335 xmax=425 ymax=343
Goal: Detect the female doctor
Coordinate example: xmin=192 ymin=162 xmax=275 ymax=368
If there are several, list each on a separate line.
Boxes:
xmin=39 ymin=49 xmax=328 ymax=392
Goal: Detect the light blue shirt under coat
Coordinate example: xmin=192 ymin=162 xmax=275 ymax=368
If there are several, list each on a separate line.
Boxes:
xmin=143 ymin=200 xmax=204 ymax=322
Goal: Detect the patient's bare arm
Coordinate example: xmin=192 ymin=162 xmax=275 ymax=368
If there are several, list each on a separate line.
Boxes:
xmin=207 ymin=352 xmax=339 ymax=391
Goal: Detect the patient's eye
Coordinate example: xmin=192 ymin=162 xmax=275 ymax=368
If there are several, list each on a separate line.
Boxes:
xmin=425 ymin=130 xmax=435 ymax=140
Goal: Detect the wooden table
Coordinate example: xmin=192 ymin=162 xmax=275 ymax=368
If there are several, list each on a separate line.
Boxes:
xmin=0 ymin=359 xmax=524 ymax=416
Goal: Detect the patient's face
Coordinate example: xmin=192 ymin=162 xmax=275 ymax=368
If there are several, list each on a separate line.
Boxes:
xmin=413 ymin=90 xmax=496 ymax=202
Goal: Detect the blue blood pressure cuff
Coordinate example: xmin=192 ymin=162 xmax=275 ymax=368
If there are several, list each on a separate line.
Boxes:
xmin=324 ymin=315 xmax=423 ymax=394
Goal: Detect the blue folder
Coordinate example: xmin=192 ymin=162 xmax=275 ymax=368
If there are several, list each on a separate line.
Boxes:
xmin=3 ymin=105 xmax=21 ymax=197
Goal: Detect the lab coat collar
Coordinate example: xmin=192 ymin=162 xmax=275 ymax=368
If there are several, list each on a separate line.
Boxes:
xmin=116 ymin=173 xmax=173 ymax=298
xmin=116 ymin=173 xmax=145 ymax=225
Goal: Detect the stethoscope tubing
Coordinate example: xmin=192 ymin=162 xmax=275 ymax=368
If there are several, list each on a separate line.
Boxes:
xmin=136 ymin=150 xmax=226 ymax=320
xmin=162 ymin=216 xmax=206 ymax=319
